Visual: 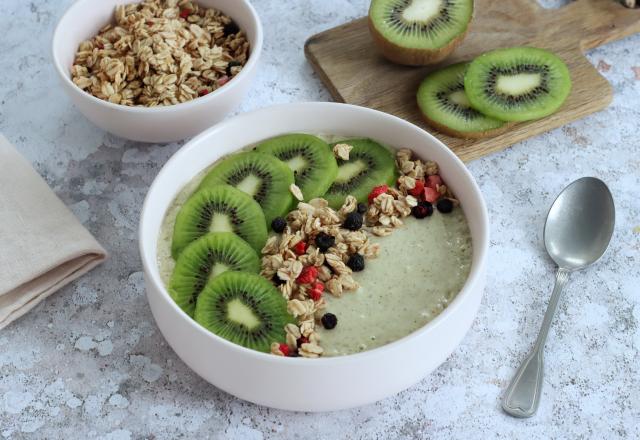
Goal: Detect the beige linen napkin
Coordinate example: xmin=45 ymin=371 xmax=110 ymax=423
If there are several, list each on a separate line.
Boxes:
xmin=0 ymin=134 xmax=107 ymax=329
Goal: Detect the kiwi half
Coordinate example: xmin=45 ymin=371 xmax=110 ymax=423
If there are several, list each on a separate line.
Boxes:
xmin=198 ymin=152 xmax=295 ymax=225
xmin=171 ymin=185 xmax=268 ymax=259
xmin=169 ymin=232 xmax=260 ymax=317
xmin=417 ymin=62 xmax=511 ymax=139
xmin=255 ymin=134 xmax=338 ymax=201
xmin=194 ymin=271 xmax=294 ymax=353
xmin=323 ymin=138 xmax=397 ymax=208
xmin=368 ymin=0 xmax=474 ymax=65
xmin=464 ymin=47 xmax=572 ymax=122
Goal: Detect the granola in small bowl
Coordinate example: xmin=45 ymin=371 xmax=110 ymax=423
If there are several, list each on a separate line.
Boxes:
xmin=71 ymin=0 xmax=250 ymax=107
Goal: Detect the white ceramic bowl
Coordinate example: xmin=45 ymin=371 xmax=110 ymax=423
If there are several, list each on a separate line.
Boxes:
xmin=139 ymin=102 xmax=489 ymax=411
xmin=52 ymin=0 xmax=263 ymax=143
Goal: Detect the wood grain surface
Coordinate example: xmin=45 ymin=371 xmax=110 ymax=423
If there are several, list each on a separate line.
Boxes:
xmin=305 ymin=0 xmax=640 ymax=162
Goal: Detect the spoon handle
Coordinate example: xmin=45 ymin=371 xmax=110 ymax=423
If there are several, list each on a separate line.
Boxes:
xmin=502 ymin=268 xmax=570 ymax=418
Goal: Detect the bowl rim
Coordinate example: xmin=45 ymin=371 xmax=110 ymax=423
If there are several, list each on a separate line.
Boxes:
xmin=51 ymin=0 xmax=263 ymax=113
xmin=139 ymin=101 xmax=489 ymax=365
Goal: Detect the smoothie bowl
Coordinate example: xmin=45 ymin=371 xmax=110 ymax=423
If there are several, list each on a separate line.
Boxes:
xmin=139 ymin=102 xmax=488 ymax=411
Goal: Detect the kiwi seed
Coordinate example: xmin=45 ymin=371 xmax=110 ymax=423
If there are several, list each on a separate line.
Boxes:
xmin=368 ymin=0 xmax=474 ymax=65
xmin=255 ymin=133 xmax=338 ymax=201
xmin=417 ymin=62 xmax=511 ymax=139
xmin=464 ymin=46 xmax=572 ymax=122
xmin=194 ymin=271 xmax=294 ymax=353
xmin=198 ymin=152 xmax=295 ymax=225
xmin=169 ymin=232 xmax=260 ymax=317
xmin=171 ymin=185 xmax=267 ymax=259
xmin=323 ymin=138 xmax=397 ymax=208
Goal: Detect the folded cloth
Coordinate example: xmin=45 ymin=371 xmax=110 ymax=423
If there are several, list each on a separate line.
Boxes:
xmin=0 ymin=134 xmax=107 ymax=330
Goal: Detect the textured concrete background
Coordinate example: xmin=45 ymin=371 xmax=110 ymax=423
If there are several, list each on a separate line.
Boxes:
xmin=0 ymin=0 xmax=639 ymax=438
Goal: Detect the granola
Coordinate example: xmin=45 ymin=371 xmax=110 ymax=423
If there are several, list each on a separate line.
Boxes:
xmin=332 ymin=143 xmax=353 ymax=161
xmin=260 ymin=193 xmax=384 ymax=357
xmin=394 ymin=148 xmax=458 ymax=205
xmin=71 ymin=0 xmax=249 ymax=107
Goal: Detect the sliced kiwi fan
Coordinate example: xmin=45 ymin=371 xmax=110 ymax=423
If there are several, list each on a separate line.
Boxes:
xmin=168 ymin=138 xmax=403 ymax=350
xmin=171 ymin=184 xmax=268 ymax=259
xmin=169 ymin=232 xmax=261 ymax=317
xmin=323 ymin=138 xmax=397 ymax=208
xmin=198 ymin=151 xmax=295 ymax=225
xmin=417 ymin=62 xmax=511 ymax=139
xmin=255 ymin=133 xmax=338 ymax=201
xmin=194 ymin=271 xmax=294 ymax=353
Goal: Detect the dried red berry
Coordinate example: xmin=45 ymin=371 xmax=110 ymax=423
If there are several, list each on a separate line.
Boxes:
xmin=408 ymin=180 xmax=425 ymax=197
xmin=293 ymin=241 xmax=307 ymax=255
xmin=426 ymin=175 xmax=443 ymax=190
xmin=179 ymin=8 xmax=191 ymax=19
xmin=297 ymin=336 xmax=309 ymax=347
xmin=198 ymin=89 xmax=209 ymax=97
xmin=297 ymin=266 xmax=318 ymax=284
xmin=279 ymin=343 xmax=290 ymax=357
xmin=368 ymin=185 xmax=389 ymax=203
xmin=309 ymin=282 xmax=324 ymax=301
xmin=217 ymin=75 xmax=230 ymax=86
xmin=424 ymin=186 xmax=439 ymax=203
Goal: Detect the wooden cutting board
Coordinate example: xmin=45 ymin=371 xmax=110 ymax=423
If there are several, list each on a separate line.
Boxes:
xmin=305 ymin=0 xmax=640 ymax=162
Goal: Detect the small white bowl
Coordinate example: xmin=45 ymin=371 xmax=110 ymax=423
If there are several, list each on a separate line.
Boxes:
xmin=52 ymin=0 xmax=263 ymax=143
xmin=139 ymin=102 xmax=489 ymax=411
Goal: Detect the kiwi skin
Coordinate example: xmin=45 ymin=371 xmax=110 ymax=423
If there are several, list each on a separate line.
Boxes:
xmin=420 ymin=110 xmax=514 ymax=139
xmin=418 ymin=98 xmax=514 ymax=139
xmin=367 ymin=12 xmax=471 ymax=66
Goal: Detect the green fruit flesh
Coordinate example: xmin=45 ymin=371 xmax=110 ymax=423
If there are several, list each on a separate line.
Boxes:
xmin=169 ymin=232 xmax=260 ymax=317
xmin=369 ymin=0 xmax=473 ymax=49
xmin=464 ymin=47 xmax=572 ymax=122
xmin=198 ymin=152 xmax=295 ymax=225
xmin=324 ymin=138 xmax=397 ymax=208
xmin=255 ymin=133 xmax=338 ymax=200
xmin=194 ymin=271 xmax=294 ymax=353
xmin=171 ymin=185 xmax=267 ymax=259
xmin=417 ymin=62 xmax=508 ymax=134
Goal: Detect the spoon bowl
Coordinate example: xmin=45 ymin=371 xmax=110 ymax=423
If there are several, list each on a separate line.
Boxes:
xmin=544 ymin=177 xmax=615 ymax=270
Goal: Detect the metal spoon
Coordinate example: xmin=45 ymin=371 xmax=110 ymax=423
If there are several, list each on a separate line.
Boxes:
xmin=502 ymin=177 xmax=615 ymax=418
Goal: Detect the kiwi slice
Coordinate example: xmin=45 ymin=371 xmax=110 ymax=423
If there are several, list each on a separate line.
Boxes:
xmin=171 ymin=185 xmax=268 ymax=259
xmin=464 ymin=47 xmax=572 ymax=122
xmin=169 ymin=232 xmax=260 ymax=317
xmin=194 ymin=271 xmax=294 ymax=353
xmin=368 ymin=0 xmax=474 ymax=65
xmin=417 ymin=62 xmax=511 ymax=139
xmin=198 ymin=152 xmax=295 ymax=225
xmin=323 ymin=138 xmax=397 ymax=208
xmin=255 ymin=134 xmax=338 ymax=200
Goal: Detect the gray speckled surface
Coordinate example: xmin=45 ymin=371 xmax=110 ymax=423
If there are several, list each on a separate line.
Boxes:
xmin=1 ymin=0 xmax=639 ymax=438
